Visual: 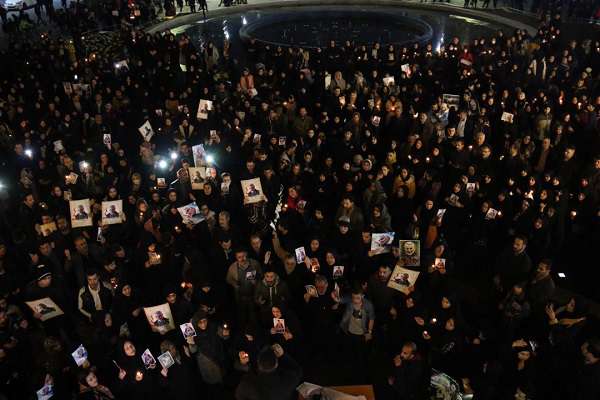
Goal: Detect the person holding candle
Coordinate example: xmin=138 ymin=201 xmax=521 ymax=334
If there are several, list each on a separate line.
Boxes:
xmin=235 ymin=344 xmax=302 ymax=400
xmin=186 ymin=310 xmax=226 ymax=399
xmin=115 ymin=340 xmax=159 ymax=400
xmin=157 ymin=339 xmax=199 ymax=398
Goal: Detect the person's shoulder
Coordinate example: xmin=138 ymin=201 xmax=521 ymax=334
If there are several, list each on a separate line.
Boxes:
xmin=235 ymin=374 xmax=259 ymax=399
xmin=363 ymin=297 xmax=375 ymax=309
xmin=227 ymin=262 xmax=238 ymax=271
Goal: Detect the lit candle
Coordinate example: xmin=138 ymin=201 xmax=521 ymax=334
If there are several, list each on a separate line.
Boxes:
xmin=570 ymin=210 xmax=577 ymax=218
xmin=431 ymin=318 xmax=437 ymax=324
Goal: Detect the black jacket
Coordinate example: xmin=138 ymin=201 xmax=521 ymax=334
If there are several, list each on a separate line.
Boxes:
xmin=235 ymin=353 xmax=302 ymax=400
xmin=78 ymin=284 xmax=113 ymax=319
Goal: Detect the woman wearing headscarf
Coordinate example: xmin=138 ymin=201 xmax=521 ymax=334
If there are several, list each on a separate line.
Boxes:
xmin=157 ymin=339 xmax=199 ymax=398
xmin=265 ymin=304 xmax=304 ymax=364
xmin=115 ymin=340 xmax=158 ymax=400
xmin=186 ymin=310 xmax=226 ymax=399
xmin=77 ymin=369 xmax=115 ymax=400
xmin=111 ymin=283 xmax=145 ymax=339
xmin=88 ymin=312 xmax=119 ymax=378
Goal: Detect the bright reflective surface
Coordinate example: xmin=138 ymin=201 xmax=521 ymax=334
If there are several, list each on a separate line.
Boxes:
xmin=171 ymin=5 xmax=502 ymax=56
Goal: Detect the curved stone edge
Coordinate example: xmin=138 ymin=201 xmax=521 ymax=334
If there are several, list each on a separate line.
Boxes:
xmin=238 ymin=8 xmax=435 ymax=48
xmin=145 ymin=0 xmax=538 ymax=36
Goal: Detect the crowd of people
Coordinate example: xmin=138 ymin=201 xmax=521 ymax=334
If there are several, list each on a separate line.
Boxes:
xmin=0 ymin=1 xmax=599 ymax=399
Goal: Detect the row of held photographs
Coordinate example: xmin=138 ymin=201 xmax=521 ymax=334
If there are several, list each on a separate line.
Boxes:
xmin=39 ymin=175 xmax=268 ymax=237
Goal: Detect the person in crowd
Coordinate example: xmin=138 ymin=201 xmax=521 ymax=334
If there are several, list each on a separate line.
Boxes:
xmin=235 ymin=343 xmax=302 ymax=400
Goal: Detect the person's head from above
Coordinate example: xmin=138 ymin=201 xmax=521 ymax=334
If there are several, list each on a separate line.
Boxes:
xmin=325 ymin=251 xmax=336 ymax=266
xmin=36 ymin=265 xmax=52 ymax=287
xmin=195 ymin=311 xmax=209 ymax=331
xmin=563 ymin=145 xmax=576 ymax=161
xmin=399 ymin=167 xmax=410 ymax=180
xmin=535 ymin=259 xmax=552 ymax=280
xmin=271 ymin=306 xmax=282 ymax=319
xmin=424 ymin=199 xmax=434 ymax=210
xmin=361 ymin=230 xmax=372 ymax=244
xmin=541 ymin=137 xmax=551 ymax=150
xmin=23 ymin=193 xmax=35 ymax=208
xmin=315 ymin=275 xmax=328 ymax=294
xmin=400 ymin=342 xmax=417 ymax=361
xmin=351 ymin=289 xmax=364 ymax=308
xmin=86 ymin=270 xmax=100 ymax=290
xmin=38 ymin=240 xmax=52 ymax=256
xmin=264 ymin=270 xmax=276 ymax=286
xmin=166 ymin=290 xmax=177 ymax=304
xmin=445 ymin=317 xmax=455 ymax=331
xmin=283 ymin=255 xmax=296 ymax=272
xmin=581 ymin=339 xmax=600 ymax=365
xmin=80 ymin=370 xmax=100 ymax=389
xmin=512 ymin=282 xmax=526 ymax=296
xmin=160 ymin=340 xmax=178 ymax=359
xmin=451 ymin=182 xmax=462 ymax=194
xmin=433 ymin=243 xmax=446 ymax=258
xmin=277 ymin=220 xmax=289 ymax=235
xmin=377 ymin=265 xmax=391 ymax=282
xmin=338 ymin=219 xmax=350 ymax=234
xmin=513 ymin=235 xmax=527 ymax=254
xmin=308 ymin=239 xmax=319 ymax=254
xmin=166 ymin=189 xmax=178 ymax=203
xmin=235 ymin=249 xmax=248 ymax=265
xmin=121 ymin=284 xmax=132 ymax=297
xmin=257 ymin=347 xmax=278 ymax=373
xmin=565 ymin=297 xmax=578 ymax=313
xmin=51 ymin=185 xmax=63 ymax=198
xmin=447 ymin=126 xmax=456 ymax=137
xmin=441 ymin=296 xmax=452 ymax=309
xmin=123 ymin=340 xmax=136 ymax=357
xmin=218 ymin=211 xmax=231 ymax=229
xmin=372 ymin=205 xmax=382 ymax=218
xmin=250 ymin=235 xmax=261 ymax=253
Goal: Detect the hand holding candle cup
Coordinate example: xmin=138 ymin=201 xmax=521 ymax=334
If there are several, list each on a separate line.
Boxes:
xmin=135 ymin=370 xmax=144 ymax=381
xmin=222 ymin=323 xmax=230 ymax=337
xmin=239 ymin=351 xmax=249 ymax=365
